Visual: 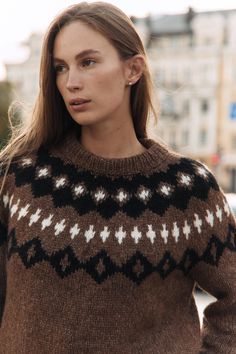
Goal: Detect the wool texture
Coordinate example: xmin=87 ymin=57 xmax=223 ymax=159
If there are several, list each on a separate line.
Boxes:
xmin=0 ymin=129 xmax=236 ymax=354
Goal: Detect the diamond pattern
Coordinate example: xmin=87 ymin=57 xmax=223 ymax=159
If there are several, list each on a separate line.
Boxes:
xmin=19 ymin=238 xmax=48 ymax=268
xmin=6 ymin=224 xmax=235 ymax=285
xmin=6 ymin=148 xmax=219 ymax=219
xmin=202 ymin=236 xmax=225 ymax=266
xmin=85 ymin=250 xmax=117 ymax=283
xmin=156 ymin=251 xmax=177 ymax=279
xmin=178 ymin=249 xmax=199 ymax=275
xmin=124 ymin=251 xmax=153 ymax=283
xmin=50 ymin=247 xmax=79 ymax=278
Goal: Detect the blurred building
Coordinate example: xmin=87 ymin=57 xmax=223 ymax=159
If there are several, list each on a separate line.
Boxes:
xmin=134 ymin=8 xmax=236 ymax=192
xmin=5 ymin=33 xmax=43 ymax=106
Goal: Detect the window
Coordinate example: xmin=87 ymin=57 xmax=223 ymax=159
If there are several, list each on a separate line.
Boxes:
xmin=161 ymin=96 xmax=175 ymax=116
xmin=229 ymin=103 xmax=236 ymax=120
xmin=200 ymin=99 xmax=209 ymax=113
xmin=199 ymin=129 xmax=207 ymax=145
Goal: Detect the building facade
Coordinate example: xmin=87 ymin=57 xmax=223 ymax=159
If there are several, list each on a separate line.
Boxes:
xmin=5 ymin=33 xmax=43 ymax=108
xmin=134 ymin=8 xmax=236 ymax=192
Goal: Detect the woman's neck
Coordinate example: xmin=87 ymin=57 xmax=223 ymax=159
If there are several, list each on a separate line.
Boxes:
xmin=79 ymin=127 xmax=147 ymax=159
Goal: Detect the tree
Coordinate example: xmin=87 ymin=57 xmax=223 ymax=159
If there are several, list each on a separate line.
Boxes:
xmin=0 ymin=81 xmax=13 ymax=149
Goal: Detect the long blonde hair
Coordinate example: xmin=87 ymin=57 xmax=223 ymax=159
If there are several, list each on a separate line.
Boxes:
xmin=0 ymin=1 xmax=157 ymax=171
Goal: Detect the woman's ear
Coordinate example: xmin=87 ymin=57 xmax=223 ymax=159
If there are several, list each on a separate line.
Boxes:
xmin=126 ymin=54 xmax=145 ymax=86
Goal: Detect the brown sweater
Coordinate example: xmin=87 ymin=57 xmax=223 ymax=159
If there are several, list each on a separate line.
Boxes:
xmin=0 ymin=130 xmax=236 ymax=354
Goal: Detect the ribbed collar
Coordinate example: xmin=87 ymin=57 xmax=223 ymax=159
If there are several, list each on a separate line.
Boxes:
xmin=57 ymin=130 xmax=170 ymax=175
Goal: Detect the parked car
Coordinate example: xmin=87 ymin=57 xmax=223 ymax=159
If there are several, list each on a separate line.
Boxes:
xmin=225 ymin=193 xmax=236 ymax=217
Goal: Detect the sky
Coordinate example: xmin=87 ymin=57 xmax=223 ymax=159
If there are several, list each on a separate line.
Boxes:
xmin=0 ymin=0 xmax=236 ymax=79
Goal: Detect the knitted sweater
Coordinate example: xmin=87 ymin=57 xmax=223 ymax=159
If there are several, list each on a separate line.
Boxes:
xmin=0 ymin=130 xmax=236 ymax=354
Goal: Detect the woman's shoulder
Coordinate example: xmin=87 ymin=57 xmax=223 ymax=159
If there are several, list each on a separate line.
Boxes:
xmin=0 ymin=146 xmax=47 ymax=194
xmin=152 ymin=138 xmax=216 ymax=178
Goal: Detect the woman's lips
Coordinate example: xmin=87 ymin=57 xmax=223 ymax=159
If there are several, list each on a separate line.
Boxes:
xmin=69 ymin=99 xmax=91 ymax=112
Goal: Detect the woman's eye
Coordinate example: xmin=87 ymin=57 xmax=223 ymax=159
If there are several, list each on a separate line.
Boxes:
xmin=54 ymin=65 xmax=66 ymax=73
xmin=81 ymin=59 xmax=96 ymax=67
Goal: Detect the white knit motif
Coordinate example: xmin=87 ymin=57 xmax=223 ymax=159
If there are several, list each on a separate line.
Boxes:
xmin=216 ymin=205 xmax=223 ymax=222
xmin=55 ymin=178 xmax=66 ymax=189
xmin=2 ymin=188 xmax=229 ymax=245
xmin=100 ymin=227 xmax=110 ymax=242
xmin=3 ymin=192 xmax=9 ymax=208
xmin=195 ymin=166 xmax=208 ymax=178
xmin=160 ymin=184 xmax=172 ymax=196
xmin=37 ymin=168 xmax=49 ymax=178
xmin=172 ymin=222 xmax=180 ymax=242
xmin=41 ymin=214 xmax=54 ymax=230
xmin=146 ymin=225 xmax=156 ymax=244
xmin=131 ymin=226 xmax=142 ymax=244
xmin=161 ymin=224 xmax=169 ymax=244
xmin=179 ymin=174 xmax=192 ymax=186
xmin=223 ymin=199 xmax=230 ymax=216
xmin=29 ymin=209 xmax=41 ymax=226
xmin=137 ymin=187 xmax=151 ymax=202
xmin=74 ymin=184 xmax=85 ymax=196
xmin=205 ymin=210 xmax=214 ymax=227
xmin=193 ymin=214 xmax=202 ymax=234
xmin=116 ymin=190 xmax=128 ymax=203
xmin=70 ymin=224 xmax=80 ymax=239
xmin=55 ymin=219 xmax=66 ymax=236
xmin=183 ymin=220 xmax=191 ymax=240
xmin=115 ymin=226 xmax=126 ymax=244
xmin=85 ymin=225 xmax=96 ymax=242
xmin=94 ymin=188 xmax=106 ymax=202
xmin=18 ymin=204 xmax=30 ymax=220
xmin=10 ymin=199 xmax=20 ymax=218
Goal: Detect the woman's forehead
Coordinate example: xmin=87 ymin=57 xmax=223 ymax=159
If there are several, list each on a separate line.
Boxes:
xmin=53 ymin=22 xmax=117 ymax=59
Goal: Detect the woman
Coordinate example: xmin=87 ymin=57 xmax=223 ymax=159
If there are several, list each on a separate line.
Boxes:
xmin=0 ymin=2 xmax=235 ymax=353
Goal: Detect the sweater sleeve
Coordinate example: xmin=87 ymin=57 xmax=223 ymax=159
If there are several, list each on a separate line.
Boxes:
xmin=0 ymin=174 xmax=7 ymax=326
xmin=188 ymin=167 xmax=236 ymax=354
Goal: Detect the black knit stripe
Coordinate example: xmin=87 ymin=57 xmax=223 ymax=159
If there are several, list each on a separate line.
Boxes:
xmin=7 ymin=223 xmax=236 ymax=285
xmin=7 ymin=149 xmax=219 ymax=218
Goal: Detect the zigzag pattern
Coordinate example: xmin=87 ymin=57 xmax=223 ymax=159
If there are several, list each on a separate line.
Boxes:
xmin=6 ymin=223 xmax=236 ymax=285
xmin=5 ymin=148 xmax=219 ymax=219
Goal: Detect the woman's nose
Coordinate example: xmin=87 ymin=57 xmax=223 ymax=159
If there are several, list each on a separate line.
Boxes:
xmin=66 ymin=70 xmax=83 ymax=91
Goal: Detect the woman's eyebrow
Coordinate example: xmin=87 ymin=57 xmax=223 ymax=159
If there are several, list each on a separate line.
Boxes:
xmin=53 ymin=49 xmax=101 ymax=63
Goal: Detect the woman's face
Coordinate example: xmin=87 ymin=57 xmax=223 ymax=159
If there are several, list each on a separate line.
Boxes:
xmin=53 ymin=21 xmax=132 ymax=129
